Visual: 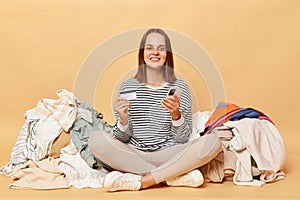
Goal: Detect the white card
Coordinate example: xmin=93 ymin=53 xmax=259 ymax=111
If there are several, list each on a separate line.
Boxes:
xmin=120 ymin=91 xmax=137 ymax=100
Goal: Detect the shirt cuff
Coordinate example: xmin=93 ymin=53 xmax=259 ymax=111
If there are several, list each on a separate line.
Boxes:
xmin=172 ymin=115 xmax=184 ymax=127
xmin=117 ymin=121 xmax=128 ymax=132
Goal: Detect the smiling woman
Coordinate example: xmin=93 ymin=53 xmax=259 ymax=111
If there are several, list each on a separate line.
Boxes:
xmin=0 ymin=0 xmax=299 ymax=199
xmin=144 ymin=33 xmax=167 ymax=69
xmin=136 ymin=29 xmax=176 ymax=85
xmin=88 ymin=28 xmax=222 ymax=192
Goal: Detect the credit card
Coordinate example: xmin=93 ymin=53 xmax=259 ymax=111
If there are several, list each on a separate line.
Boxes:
xmin=120 ymin=90 xmax=137 ymax=100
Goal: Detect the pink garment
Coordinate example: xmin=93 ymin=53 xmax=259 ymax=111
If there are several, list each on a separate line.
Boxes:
xmin=224 ymin=118 xmax=286 ymax=183
xmin=229 ymin=136 xmax=265 ymax=186
xmin=201 ymin=129 xmax=236 ymax=182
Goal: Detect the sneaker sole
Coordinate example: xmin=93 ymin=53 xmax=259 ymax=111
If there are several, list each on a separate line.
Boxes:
xmin=104 ymin=171 xmax=123 ymax=191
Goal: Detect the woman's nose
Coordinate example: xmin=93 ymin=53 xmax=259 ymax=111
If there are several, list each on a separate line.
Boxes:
xmin=152 ymin=49 xmax=159 ymax=55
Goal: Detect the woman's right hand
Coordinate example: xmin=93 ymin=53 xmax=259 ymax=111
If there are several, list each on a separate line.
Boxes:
xmin=114 ymin=97 xmax=132 ymax=126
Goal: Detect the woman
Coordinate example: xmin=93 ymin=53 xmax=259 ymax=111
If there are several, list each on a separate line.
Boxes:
xmin=88 ymin=28 xmax=221 ymax=191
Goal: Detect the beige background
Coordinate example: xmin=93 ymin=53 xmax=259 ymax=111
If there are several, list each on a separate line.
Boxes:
xmin=0 ymin=0 xmax=299 ymax=199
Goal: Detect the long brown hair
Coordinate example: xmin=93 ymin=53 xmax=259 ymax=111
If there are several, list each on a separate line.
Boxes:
xmin=134 ymin=28 xmax=177 ymax=83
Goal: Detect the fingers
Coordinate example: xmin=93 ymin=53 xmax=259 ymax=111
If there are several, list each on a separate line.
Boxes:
xmin=114 ymin=97 xmax=132 ymax=112
xmin=115 ymin=97 xmax=131 ymax=106
xmin=161 ymin=95 xmax=180 ymax=112
xmin=161 ymin=96 xmax=181 ymax=120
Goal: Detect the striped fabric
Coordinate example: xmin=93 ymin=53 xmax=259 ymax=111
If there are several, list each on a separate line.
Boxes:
xmin=203 ymin=102 xmax=273 ymax=135
xmin=0 ymin=89 xmax=92 ymax=176
xmin=113 ymin=78 xmax=192 ymax=151
xmin=0 ymin=109 xmax=40 ymax=176
xmin=35 ymin=89 xmax=91 ymax=132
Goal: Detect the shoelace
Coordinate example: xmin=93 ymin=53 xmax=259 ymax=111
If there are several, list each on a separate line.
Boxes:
xmin=112 ymin=177 xmax=140 ymax=190
xmin=169 ymin=173 xmax=194 ymax=185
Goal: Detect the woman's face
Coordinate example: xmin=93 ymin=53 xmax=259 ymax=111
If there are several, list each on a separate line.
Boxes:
xmin=143 ymin=32 xmax=167 ymax=70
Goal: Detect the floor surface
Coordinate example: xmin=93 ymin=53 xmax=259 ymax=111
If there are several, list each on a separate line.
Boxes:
xmin=0 ymin=120 xmax=299 ymax=200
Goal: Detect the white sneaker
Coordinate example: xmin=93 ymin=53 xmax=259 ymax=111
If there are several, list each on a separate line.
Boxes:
xmin=166 ymin=169 xmax=204 ymax=187
xmin=104 ymin=171 xmax=142 ymax=192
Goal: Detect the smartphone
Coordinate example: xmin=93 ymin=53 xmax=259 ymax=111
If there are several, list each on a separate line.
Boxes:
xmin=167 ymin=86 xmax=182 ymax=97
xmin=168 ymin=88 xmax=176 ymax=96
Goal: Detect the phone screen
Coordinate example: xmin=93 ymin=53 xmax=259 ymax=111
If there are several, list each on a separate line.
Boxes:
xmin=168 ymin=88 xmax=176 ymax=96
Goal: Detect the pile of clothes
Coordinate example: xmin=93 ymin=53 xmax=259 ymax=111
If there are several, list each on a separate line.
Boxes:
xmin=0 ymin=90 xmax=286 ymax=189
xmin=193 ymin=102 xmax=286 ymax=186
xmin=0 ymin=89 xmax=113 ymax=189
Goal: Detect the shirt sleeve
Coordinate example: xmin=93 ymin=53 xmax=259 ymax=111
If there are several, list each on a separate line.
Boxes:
xmin=171 ymin=81 xmax=193 ymax=143
xmin=117 ymin=121 xmax=129 ymax=132
xmin=112 ymin=120 xmax=132 ymax=142
xmin=172 ymin=115 xmax=184 ymax=126
xmin=112 ymin=81 xmax=133 ymax=143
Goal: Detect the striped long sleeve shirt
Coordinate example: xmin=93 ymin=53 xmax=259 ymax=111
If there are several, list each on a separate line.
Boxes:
xmin=113 ymin=77 xmax=192 ymax=151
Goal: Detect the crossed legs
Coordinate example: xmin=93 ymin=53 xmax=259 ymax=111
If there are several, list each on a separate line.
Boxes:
xmin=88 ymin=131 xmax=222 ymax=190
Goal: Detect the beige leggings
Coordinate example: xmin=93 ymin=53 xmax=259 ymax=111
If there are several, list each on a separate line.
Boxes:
xmin=88 ymin=131 xmax=222 ymax=184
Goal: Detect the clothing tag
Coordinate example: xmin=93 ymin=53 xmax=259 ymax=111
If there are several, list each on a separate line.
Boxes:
xmin=120 ymin=90 xmax=137 ymax=100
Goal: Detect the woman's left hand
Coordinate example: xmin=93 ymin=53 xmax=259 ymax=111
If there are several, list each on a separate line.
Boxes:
xmin=161 ymin=95 xmax=181 ymax=120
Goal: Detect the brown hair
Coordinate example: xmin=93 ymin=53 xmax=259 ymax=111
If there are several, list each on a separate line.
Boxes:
xmin=134 ymin=28 xmax=177 ymax=83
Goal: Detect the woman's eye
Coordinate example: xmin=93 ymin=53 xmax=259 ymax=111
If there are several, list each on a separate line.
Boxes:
xmin=145 ymin=47 xmax=152 ymax=51
xmin=159 ymin=47 xmax=165 ymax=51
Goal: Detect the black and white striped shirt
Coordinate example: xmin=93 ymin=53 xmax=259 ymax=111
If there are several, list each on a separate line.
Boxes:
xmin=113 ymin=77 xmax=192 ymax=151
